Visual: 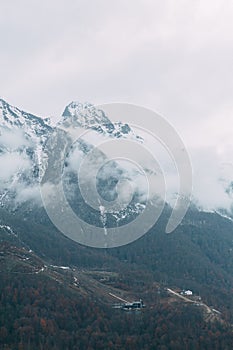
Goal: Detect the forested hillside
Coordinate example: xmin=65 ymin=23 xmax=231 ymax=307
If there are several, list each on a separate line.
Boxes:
xmin=1 ymin=206 xmax=233 ymax=348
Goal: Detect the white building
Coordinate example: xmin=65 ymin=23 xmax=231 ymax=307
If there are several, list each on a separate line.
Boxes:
xmin=180 ymin=290 xmax=193 ymax=296
xmin=184 ymin=290 xmax=193 ymax=296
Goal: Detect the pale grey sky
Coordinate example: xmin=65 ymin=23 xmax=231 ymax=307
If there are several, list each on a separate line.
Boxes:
xmin=1 ymin=0 xmax=233 ymax=211
xmin=0 ymin=1 xmax=232 ymax=140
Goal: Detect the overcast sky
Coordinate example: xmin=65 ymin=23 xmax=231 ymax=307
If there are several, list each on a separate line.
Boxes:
xmin=1 ymin=0 xmax=233 ymax=209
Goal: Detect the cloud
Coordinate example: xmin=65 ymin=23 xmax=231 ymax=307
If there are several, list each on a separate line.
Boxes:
xmin=0 ymin=152 xmax=30 ymax=181
xmin=15 ymin=184 xmax=42 ymax=205
xmin=0 ymin=128 xmax=30 ymax=150
xmin=190 ymin=147 xmax=233 ymax=211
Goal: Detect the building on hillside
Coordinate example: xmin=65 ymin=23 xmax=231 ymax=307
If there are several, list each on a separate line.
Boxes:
xmin=180 ymin=290 xmax=193 ymax=296
xmin=122 ymin=299 xmax=145 ymax=310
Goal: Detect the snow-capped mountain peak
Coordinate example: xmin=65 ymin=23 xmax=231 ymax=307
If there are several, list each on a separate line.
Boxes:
xmin=0 ymin=98 xmax=51 ymax=139
xmin=62 ymin=101 xmax=112 ymax=127
xmin=61 ymin=101 xmax=137 ymax=139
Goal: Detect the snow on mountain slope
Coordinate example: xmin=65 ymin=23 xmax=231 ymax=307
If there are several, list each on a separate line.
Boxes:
xmin=0 ymin=99 xmax=232 ymax=216
xmin=0 ymin=99 xmax=146 ymax=224
xmin=1 ymin=98 xmax=232 ymax=222
xmin=0 ymin=99 xmax=51 ymax=140
xmin=0 ymin=99 xmax=52 ymax=205
xmin=62 ymin=101 xmax=141 ymax=140
xmin=0 ymin=98 xmax=52 ymax=175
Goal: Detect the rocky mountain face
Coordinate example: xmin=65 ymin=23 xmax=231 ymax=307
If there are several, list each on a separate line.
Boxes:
xmin=0 ymin=99 xmax=52 ymax=206
xmin=62 ymin=101 xmax=135 ymax=138
xmin=1 ymin=98 xmax=233 ymax=226
xmin=0 ymin=99 xmax=147 ymax=231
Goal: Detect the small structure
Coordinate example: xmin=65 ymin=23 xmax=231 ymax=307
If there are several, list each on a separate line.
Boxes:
xmin=181 ymin=290 xmax=193 ymax=296
xmin=122 ymin=299 xmax=145 ymax=310
xmin=110 ymin=293 xmax=145 ymax=311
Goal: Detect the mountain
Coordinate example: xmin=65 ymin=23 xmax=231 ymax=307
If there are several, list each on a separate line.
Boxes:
xmin=1 ymin=98 xmax=233 ymax=348
xmin=0 ymin=99 xmax=149 ymax=243
xmin=0 ymin=98 xmax=143 ymax=200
